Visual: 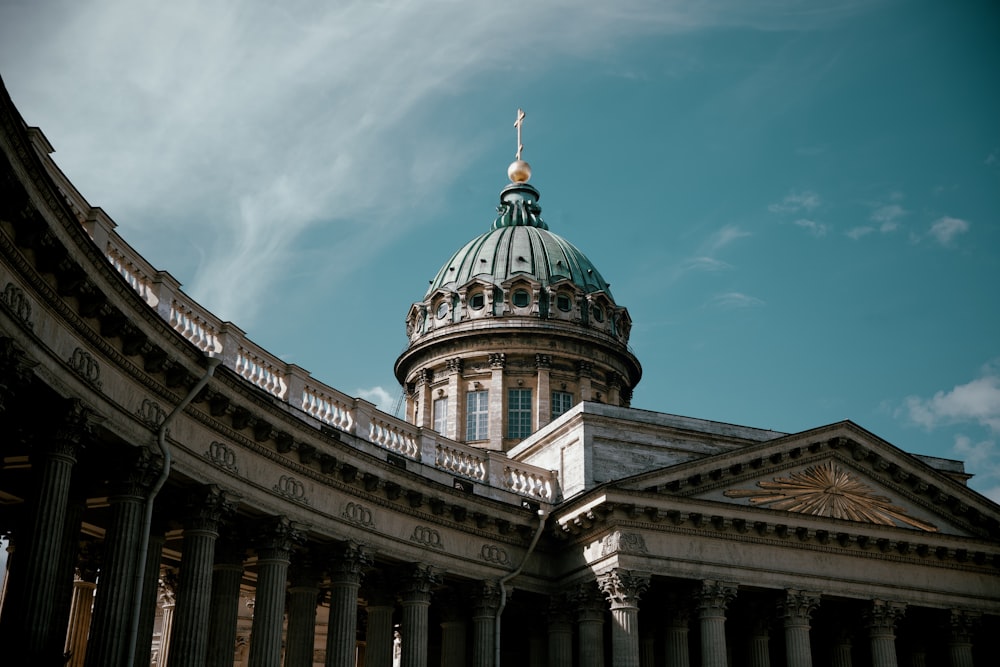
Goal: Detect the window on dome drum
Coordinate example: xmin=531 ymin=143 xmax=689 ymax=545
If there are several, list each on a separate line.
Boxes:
xmin=436 ymin=302 xmax=449 ymax=319
xmin=470 ymin=292 xmax=485 ymax=310
xmin=592 ymin=305 xmax=604 ymax=322
xmin=551 ymin=390 xmax=573 ymax=420
xmin=556 ymin=293 xmax=572 ymax=312
xmin=507 ymin=388 xmax=532 ymax=439
xmin=512 ymin=290 xmax=530 ymax=308
xmin=433 ymin=397 xmax=447 ymax=434
xmin=466 ymin=390 xmax=489 ymax=441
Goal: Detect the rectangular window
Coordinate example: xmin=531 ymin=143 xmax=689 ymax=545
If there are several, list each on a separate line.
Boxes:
xmin=508 ymin=388 xmax=532 ymax=439
xmin=551 ymin=390 xmax=573 ymax=420
xmin=466 ymin=390 xmax=489 ymax=441
xmin=433 ymin=397 xmax=448 ymax=434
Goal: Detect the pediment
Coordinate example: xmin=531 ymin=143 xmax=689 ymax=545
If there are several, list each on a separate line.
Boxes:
xmin=616 ymin=421 xmax=1000 ymax=540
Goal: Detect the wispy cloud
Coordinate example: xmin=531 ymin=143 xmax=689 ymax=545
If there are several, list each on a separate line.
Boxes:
xmin=768 ymin=190 xmax=820 ymax=214
xmin=706 ymin=292 xmax=765 ymax=309
xmin=680 ymin=256 xmax=733 ymax=272
xmin=708 ymin=225 xmax=752 ymax=253
xmin=901 ymin=362 xmax=1000 ymax=433
xmin=869 ymin=203 xmax=906 ymax=232
xmin=793 ymin=218 xmax=828 ymax=237
xmin=846 ymin=226 xmax=875 ymax=240
xmin=928 ymin=216 xmax=970 ymax=246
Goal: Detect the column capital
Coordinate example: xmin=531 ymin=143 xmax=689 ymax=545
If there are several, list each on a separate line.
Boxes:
xmin=473 ymin=581 xmax=502 ymax=616
xmin=326 ymin=540 xmax=374 ymax=585
xmin=400 ymin=562 xmax=442 ymax=604
xmin=778 ymin=589 xmax=821 ymax=626
xmin=864 ymin=599 xmax=906 ymax=634
xmin=253 ymin=515 xmax=307 ymax=560
xmin=446 ymin=357 xmax=464 ymax=374
xmin=0 ymin=336 xmax=37 ymax=413
xmin=569 ymin=581 xmax=606 ymax=622
xmin=489 ymin=353 xmax=506 ymax=370
xmin=183 ymin=484 xmax=240 ymax=532
xmin=695 ymin=580 xmax=738 ymax=617
xmin=597 ymin=569 xmax=651 ymax=610
xmin=47 ymin=397 xmax=93 ymax=458
xmin=535 ymin=354 xmax=552 ymax=369
xmin=949 ymin=608 xmax=981 ymax=643
xmin=576 ymin=360 xmax=593 ymax=378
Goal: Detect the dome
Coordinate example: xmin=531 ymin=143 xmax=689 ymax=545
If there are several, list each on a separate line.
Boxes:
xmin=426 ymin=182 xmax=614 ymax=301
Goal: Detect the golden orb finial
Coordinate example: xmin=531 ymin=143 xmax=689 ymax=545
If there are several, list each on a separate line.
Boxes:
xmin=509 ymin=108 xmax=531 ymax=183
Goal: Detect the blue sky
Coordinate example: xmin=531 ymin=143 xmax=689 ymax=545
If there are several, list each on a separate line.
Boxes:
xmin=2 ymin=1 xmax=998 ymax=500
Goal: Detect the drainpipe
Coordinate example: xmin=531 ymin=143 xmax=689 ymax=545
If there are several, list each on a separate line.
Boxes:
xmin=126 ymin=354 xmax=221 ymax=667
xmin=494 ymin=508 xmax=547 ymax=667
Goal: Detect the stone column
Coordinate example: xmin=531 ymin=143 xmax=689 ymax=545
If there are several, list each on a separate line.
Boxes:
xmin=830 ymin=628 xmax=853 ymax=667
xmin=64 ymin=565 xmax=98 ymax=667
xmin=779 ymin=590 xmax=820 ymax=667
xmin=438 ymin=588 xmax=469 ymax=667
xmin=472 ymin=582 xmax=501 ymax=667
xmin=51 ymin=483 xmax=87 ymax=659
xmin=577 ymin=361 xmax=593 ymax=402
xmin=325 ymin=542 xmax=373 ymax=667
xmin=364 ymin=574 xmax=397 ymax=667
xmin=446 ymin=358 xmax=463 ymax=441
xmin=573 ymin=582 xmax=606 ymax=667
xmin=135 ymin=523 xmax=167 ymax=667
xmin=694 ymin=580 xmax=737 ymax=667
xmin=168 ymin=485 xmax=238 ymax=667
xmin=598 ymin=569 xmax=651 ymax=667
xmin=663 ymin=595 xmax=692 ymax=667
xmin=948 ymin=609 xmax=980 ymax=667
xmin=747 ymin=613 xmax=771 ymax=667
xmin=414 ymin=369 xmax=432 ymax=429
xmin=548 ymin=594 xmax=574 ymax=667
xmin=535 ymin=354 xmax=552 ymax=430
xmin=399 ymin=563 xmax=441 ymax=667
xmin=864 ymin=599 xmax=906 ymax=667
xmin=247 ymin=516 xmax=303 ymax=667
xmin=17 ymin=400 xmax=88 ymax=664
xmin=206 ymin=532 xmax=246 ymax=667
xmin=157 ymin=584 xmax=177 ymax=667
xmin=488 ymin=353 xmax=505 ymax=450
xmin=85 ymin=449 xmax=158 ymax=667
xmin=284 ymin=552 xmax=321 ymax=667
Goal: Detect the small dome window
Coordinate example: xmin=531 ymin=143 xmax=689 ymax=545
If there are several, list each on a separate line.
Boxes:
xmin=512 ymin=290 xmax=530 ymax=308
xmin=436 ymin=302 xmax=449 ymax=319
xmin=470 ymin=292 xmax=485 ymax=310
xmin=592 ymin=305 xmax=604 ymax=322
xmin=556 ymin=293 xmax=572 ymax=312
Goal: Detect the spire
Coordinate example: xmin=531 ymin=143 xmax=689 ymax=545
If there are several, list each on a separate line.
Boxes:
xmin=495 ymin=109 xmax=545 ymax=229
xmin=507 ymin=108 xmax=532 ymax=184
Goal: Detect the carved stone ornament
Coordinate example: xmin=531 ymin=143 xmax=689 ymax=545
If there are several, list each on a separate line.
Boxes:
xmin=342 ymin=502 xmax=375 ymax=528
xmin=600 ymin=530 xmax=648 ymax=556
xmin=273 ymin=475 xmax=308 ymax=504
xmin=480 ymin=543 xmax=511 ymax=566
xmin=1 ymin=282 xmax=33 ymax=327
xmin=410 ymin=525 xmax=443 ymax=550
xmin=597 ymin=569 xmax=651 ymax=609
xmin=205 ymin=440 xmax=239 ymax=473
xmin=137 ymin=398 xmax=167 ymax=428
xmin=68 ymin=347 xmax=102 ymax=388
xmin=723 ymin=460 xmax=938 ymax=532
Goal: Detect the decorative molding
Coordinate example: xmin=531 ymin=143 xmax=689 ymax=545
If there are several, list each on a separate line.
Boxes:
xmin=1 ymin=282 xmax=32 ymax=327
xmin=342 ymin=502 xmax=375 ymax=528
xmin=480 ymin=543 xmax=511 ymax=566
xmin=137 ymin=398 xmax=167 ymax=428
xmin=205 ymin=441 xmax=239 ymax=473
xmin=723 ymin=460 xmax=938 ymax=532
xmin=600 ymin=530 xmax=648 ymax=556
xmin=68 ymin=347 xmax=102 ymax=388
xmin=273 ymin=475 xmax=308 ymax=504
xmin=410 ymin=525 xmax=443 ymax=550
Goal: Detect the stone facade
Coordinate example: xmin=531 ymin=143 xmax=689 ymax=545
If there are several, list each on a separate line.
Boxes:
xmin=0 ymin=79 xmax=998 ymax=667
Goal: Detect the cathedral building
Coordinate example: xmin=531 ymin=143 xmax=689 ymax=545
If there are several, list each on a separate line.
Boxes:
xmin=0 ymin=78 xmax=998 ymax=667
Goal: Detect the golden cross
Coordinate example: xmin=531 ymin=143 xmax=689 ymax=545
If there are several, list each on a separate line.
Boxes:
xmin=514 ymin=108 xmax=526 ymax=160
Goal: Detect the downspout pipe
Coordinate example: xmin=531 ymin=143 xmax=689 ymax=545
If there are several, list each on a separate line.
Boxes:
xmin=126 ymin=354 xmax=221 ymax=667
xmin=494 ymin=508 xmax=547 ymax=667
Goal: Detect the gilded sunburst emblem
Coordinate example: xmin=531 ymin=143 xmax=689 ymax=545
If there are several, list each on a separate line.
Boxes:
xmin=723 ymin=461 xmax=937 ymax=532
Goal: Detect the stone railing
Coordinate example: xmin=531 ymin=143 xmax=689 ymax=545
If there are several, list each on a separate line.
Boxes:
xmin=49 ymin=142 xmax=559 ymax=503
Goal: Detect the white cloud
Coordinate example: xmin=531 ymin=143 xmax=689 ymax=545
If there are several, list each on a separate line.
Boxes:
xmin=707 ymin=225 xmax=752 ymax=253
xmin=358 ymin=385 xmax=398 ymax=411
xmin=902 ymin=362 xmax=1000 ymax=433
xmin=928 ymin=216 xmax=970 ymax=246
xmin=846 ymin=226 xmax=875 ymax=240
xmin=680 ymin=256 xmax=733 ymax=272
xmin=869 ymin=203 xmax=905 ymax=232
xmin=707 ymin=292 xmax=765 ymax=309
xmin=793 ymin=218 xmax=827 ymax=237
xmin=768 ymin=190 xmax=820 ymax=214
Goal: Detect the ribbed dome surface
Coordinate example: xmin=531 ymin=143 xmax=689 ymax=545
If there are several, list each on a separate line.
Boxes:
xmin=426 ymin=182 xmax=614 ymax=299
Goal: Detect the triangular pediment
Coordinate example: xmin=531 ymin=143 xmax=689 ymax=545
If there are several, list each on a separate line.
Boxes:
xmin=615 ymin=421 xmax=1000 ymax=540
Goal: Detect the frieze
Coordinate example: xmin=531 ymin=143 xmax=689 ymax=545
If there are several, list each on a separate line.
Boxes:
xmin=274 ymin=475 xmax=308 ymax=504
xmin=137 ymin=398 xmax=167 ymax=428
xmin=600 ymin=530 xmax=648 ymax=557
xmin=480 ymin=543 xmax=511 ymax=565
xmin=69 ymin=347 xmax=102 ymax=388
xmin=410 ymin=525 xmax=443 ymax=550
xmin=342 ymin=501 xmax=375 ymax=528
xmin=1 ymin=282 xmax=32 ymax=327
xmin=204 ymin=440 xmax=239 ymax=473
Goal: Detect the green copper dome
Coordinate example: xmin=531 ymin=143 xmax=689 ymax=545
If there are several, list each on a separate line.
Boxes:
xmin=426 ymin=182 xmax=614 ymax=299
